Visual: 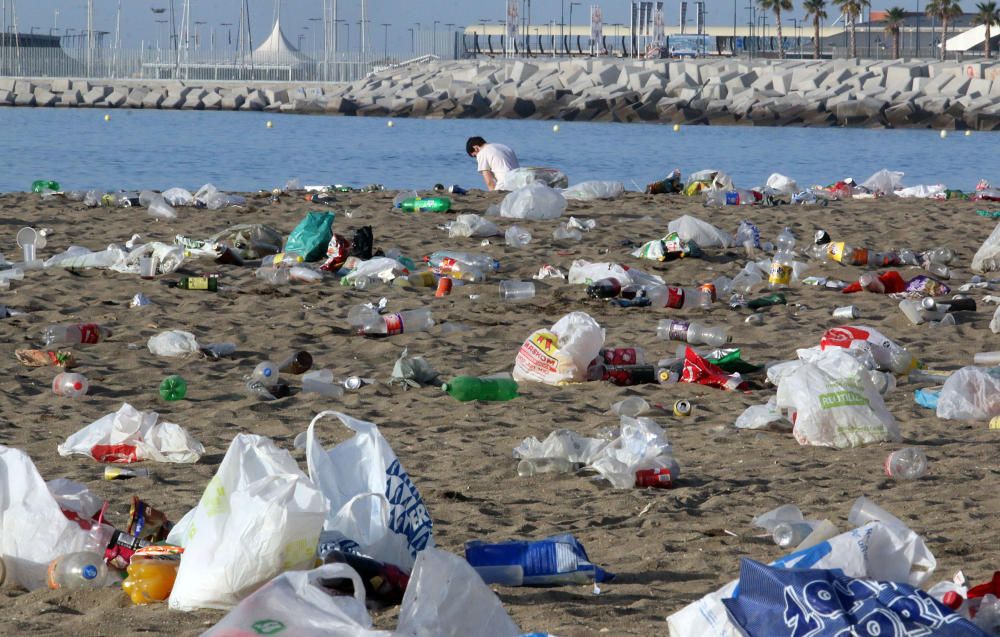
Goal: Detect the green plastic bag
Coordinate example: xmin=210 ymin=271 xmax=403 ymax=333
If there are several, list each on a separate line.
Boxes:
xmin=284 ymin=211 xmax=335 ymax=262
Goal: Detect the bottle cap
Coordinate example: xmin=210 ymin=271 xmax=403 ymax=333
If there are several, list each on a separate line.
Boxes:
xmin=814 ymin=229 xmax=831 ymax=245
xmin=344 ymin=376 xmax=364 ymax=390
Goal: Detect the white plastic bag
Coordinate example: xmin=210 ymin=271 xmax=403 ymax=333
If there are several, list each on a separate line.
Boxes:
xmin=499 ymin=167 xmax=569 ymax=190
xmin=43 ymin=244 xmax=128 ymax=270
xmin=0 ymin=446 xmax=97 ymax=590
xmin=560 ymin=181 xmax=625 ymax=201
xmin=936 ymin=367 xmax=1000 ymax=421
xmin=168 ymin=434 xmax=328 ymax=611
xmin=299 ymin=411 xmax=434 ymax=571
xmin=147 ymin=330 xmax=200 ymax=357
xmin=566 ymin=260 xmax=667 ymax=287
xmin=764 ymin=173 xmax=798 ymax=195
xmin=448 ymin=214 xmax=499 ymax=238
xmin=499 ymin=183 xmax=567 ymax=220
xmin=587 ymin=417 xmax=680 ymax=488
xmin=343 ymin=257 xmax=405 ymax=283
xmin=512 ymin=312 xmax=604 ymax=385
xmin=202 ymin=548 xmax=521 ymax=637
xmin=992 ymin=305 xmax=1000 ymax=334
xmin=162 ymin=187 xmax=194 ymax=206
xmin=776 ymin=349 xmax=900 ymax=448
xmin=972 ymin=221 xmax=1000 ymax=273
xmin=57 ymin=402 xmax=205 ymax=464
xmin=667 ymin=502 xmax=937 ymax=637
xmin=667 ymin=215 xmax=733 ymax=248
xmin=148 ymin=196 xmax=178 ymax=221
xmin=861 ymin=168 xmax=904 ymax=195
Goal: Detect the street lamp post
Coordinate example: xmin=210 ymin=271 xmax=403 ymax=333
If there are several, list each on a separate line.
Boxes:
xmin=561 ymin=0 xmax=565 ymax=54
xmin=569 ymin=2 xmax=581 ymax=54
xmin=195 ymin=20 xmax=206 ymax=49
xmin=381 ymin=22 xmax=390 ymax=59
xmin=220 ymin=22 xmax=232 ymax=49
xmin=309 ymin=17 xmax=322 ymax=52
xmin=433 ymin=20 xmax=439 ymax=55
xmin=408 ymin=27 xmax=414 ymax=51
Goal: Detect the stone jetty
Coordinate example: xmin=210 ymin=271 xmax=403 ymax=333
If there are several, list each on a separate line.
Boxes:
xmin=3 ymin=57 xmax=1000 ymax=129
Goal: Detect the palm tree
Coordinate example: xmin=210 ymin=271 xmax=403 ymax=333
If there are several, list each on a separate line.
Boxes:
xmin=834 ymin=0 xmax=871 ymax=56
xmin=758 ymin=0 xmax=795 ymax=57
xmin=804 ymin=0 xmax=829 ymax=58
xmin=884 ymin=7 xmax=907 ymax=57
xmin=927 ymin=0 xmax=964 ymax=60
xmin=972 ymin=1 xmax=999 ymax=58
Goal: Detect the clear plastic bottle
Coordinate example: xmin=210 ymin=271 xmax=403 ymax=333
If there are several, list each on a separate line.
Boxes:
xmin=347 ymin=305 xmax=434 ymax=336
xmin=516 ymin=457 xmax=578 ymax=477
xmin=884 ymin=447 xmax=928 ymax=480
xmin=47 ymin=552 xmax=113 ymax=590
xmin=773 ymin=521 xmax=817 ymax=548
xmin=657 ymin=319 xmax=730 ymax=347
xmin=923 ymin=261 xmax=951 ymax=279
xmin=923 ymin=247 xmax=956 ymax=265
xmin=859 ymin=272 xmax=885 ymax=293
xmin=427 ymin=251 xmax=500 ymax=273
xmin=504 ymin=225 xmax=532 ymax=248
xmin=775 ymin=227 xmax=796 ymax=253
xmin=768 ymin=249 xmax=794 ymax=289
xmin=301 ymin=369 xmax=346 ymax=398
xmin=644 ymin=285 xmax=709 ymax=310
xmin=251 ymin=361 xmax=281 ymax=388
xmin=42 ymin=323 xmax=112 ymax=346
xmin=52 ymin=372 xmax=89 ymax=398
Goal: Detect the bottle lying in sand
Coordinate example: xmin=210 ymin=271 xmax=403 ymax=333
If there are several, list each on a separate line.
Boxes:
xmin=278 ymin=351 xmax=313 ymax=374
xmin=657 ymin=319 xmax=729 ymax=348
xmin=427 ymin=251 xmax=500 ymax=273
xmin=53 ymin=372 xmax=89 ymax=398
xmin=43 ymin=323 xmax=112 ymax=346
xmin=399 ymin=196 xmax=451 ymax=212
xmin=47 ymin=552 xmax=113 ymax=590
xmin=442 ymin=376 xmax=518 ymax=402
xmin=517 ymin=457 xmax=579 ymax=477
xmin=174 ymin=276 xmax=218 ymax=291
xmin=884 ymin=447 xmax=928 ymax=480
xmin=347 ymin=305 xmax=434 ymax=337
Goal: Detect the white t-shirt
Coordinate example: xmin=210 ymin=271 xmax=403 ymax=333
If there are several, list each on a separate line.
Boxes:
xmin=476 ymin=143 xmax=519 ymax=186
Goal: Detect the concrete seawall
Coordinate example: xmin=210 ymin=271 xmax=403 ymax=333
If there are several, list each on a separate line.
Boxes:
xmin=4 ymin=58 xmax=1000 ymax=129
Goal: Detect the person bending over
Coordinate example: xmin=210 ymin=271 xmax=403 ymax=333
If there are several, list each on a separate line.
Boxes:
xmin=466 ymin=136 xmax=520 ymax=191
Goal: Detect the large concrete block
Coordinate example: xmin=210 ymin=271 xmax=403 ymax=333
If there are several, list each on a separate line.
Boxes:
xmin=50 ymin=78 xmax=72 ymax=93
xmin=105 ymin=89 xmax=127 ymax=107
xmin=0 ymin=89 xmax=11 ymax=104
xmin=220 ymin=94 xmax=246 ymax=110
xmin=58 ymin=90 xmax=83 ymax=107
xmin=70 ymin=79 xmax=91 ymax=93
xmin=202 ymin=92 xmax=223 ymax=109
xmin=32 ymin=88 xmax=58 ymax=107
xmin=141 ymin=90 xmax=164 ymax=108
xmin=966 ymin=78 xmax=992 ymax=98
xmin=263 ymin=88 xmax=289 ymax=104
xmin=508 ymin=60 xmax=539 ymax=83
xmin=126 ymin=87 xmax=149 ymax=108
xmin=13 ymin=80 xmax=34 ymax=96
xmin=159 ymin=94 xmax=184 ymax=109
xmin=81 ymin=86 xmax=109 ymax=105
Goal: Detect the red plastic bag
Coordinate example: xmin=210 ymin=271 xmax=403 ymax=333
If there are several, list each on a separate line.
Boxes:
xmin=841 ymin=271 xmax=907 ymax=294
xmin=681 ymin=347 xmax=746 ymax=390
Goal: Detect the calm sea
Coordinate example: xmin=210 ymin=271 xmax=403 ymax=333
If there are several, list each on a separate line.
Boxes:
xmin=2 ymin=108 xmax=995 ymax=193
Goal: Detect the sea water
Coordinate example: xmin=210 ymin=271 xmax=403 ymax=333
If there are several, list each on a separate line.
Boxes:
xmin=2 ymin=107 xmax=995 ymax=192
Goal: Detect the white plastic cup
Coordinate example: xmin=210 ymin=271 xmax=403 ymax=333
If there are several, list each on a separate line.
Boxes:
xmin=973 ymin=351 xmax=1000 ymax=366
xmin=139 ymin=256 xmax=156 ymax=279
xmin=499 ymin=280 xmax=535 ymax=301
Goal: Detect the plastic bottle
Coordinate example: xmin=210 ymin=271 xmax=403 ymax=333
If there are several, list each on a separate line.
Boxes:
xmin=828 ymin=242 xmax=870 ymax=266
xmin=923 ymin=261 xmax=951 ymax=279
xmin=47 ymin=552 xmax=112 ymax=590
xmin=884 ymin=447 xmax=928 ymax=480
xmin=400 ymin=197 xmax=451 ymax=212
xmin=52 ymin=372 xmax=89 ymax=398
xmin=586 ymin=277 xmax=636 ymax=300
xmin=505 ymin=225 xmax=532 ymax=247
xmin=348 ymin=305 xmax=434 ymax=337
xmin=442 ymin=376 xmax=519 ymax=401
xmin=516 ymin=457 xmax=578 ymax=477
xmin=43 ymin=323 xmax=111 ymax=346
xmin=772 ymin=521 xmax=818 ymax=548
xmin=775 ymin=227 xmax=796 ymax=252
xmin=858 ymin=272 xmax=885 ymax=293
xmin=252 ymin=361 xmax=281 ymax=388
xmin=395 ymin=271 xmax=438 ymax=288
xmin=657 ymin=319 xmax=729 ymax=347
xmin=644 ymin=285 xmax=709 ymax=310
xmin=427 ymin=251 xmax=500 ymax=273
xmin=158 ymin=375 xmax=187 ymax=401
xmin=923 ymin=247 xmax=955 ymax=265
xmin=175 ymin=276 xmax=218 ymax=291
xmin=278 ymin=351 xmax=313 ymax=374
xmin=301 ymin=369 xmax=346 ymax=398
xmin=768 ymin=250 xmax=794 ymax=289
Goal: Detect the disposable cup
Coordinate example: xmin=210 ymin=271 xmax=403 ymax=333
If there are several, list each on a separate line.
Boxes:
xmin=499 ymin=280 xmax=535 ymax=301
xmin=139 ymin=256 xmax=156 ymax=279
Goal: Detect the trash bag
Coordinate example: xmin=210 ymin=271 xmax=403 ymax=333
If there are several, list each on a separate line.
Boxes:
xmin=208 ymin=223 xmax=284 ymax=259
xmin=897 ymin=183 xmax=947 ymax=198
xmin=512 ymin=312 xmax=605 ymax=385
xmin=296 ymin=411 xmax=433 ymax=571
xmin=343 ymin=257 xmax=406 ymax=283
xmin=0 ymin=446 xmax=99 ymax=590
xmin=723 ymin=558 xmax=983 ymax=637
xmin=167 ymin=434 xmax=328 ymax=611
xmin=162 ymin=187 xmax=194 ymax=206
xmin=147 ymin=330 xmax=200 ymax=357
xmin=776 ymin=349 xmax=900 ymax=448
xmin=57 ymin=402 xmax=204 ymax=464
xmin=971 ymin=221 xmax=1000 ymax=273
xmin=667 ymin=215 xmax=733 ymax=248
xmin=203 ymin=548 xmax=522 ymax=637
xmin=350 ymin=226 xmax=374 ymax=260
xmin=499 ymin=167 xmax=569 ymax=190
xmin=500 ymin=183 xmax=567 ymax=220
xmin=389 ymin=347 xmax=440 ymax=389
xmin=568 ymin=260 xmax=636 ymax=286
xmin=861 ymin=168 xmax=904 ymax=195
xmin=44 ymin=244 xmax=128 ymax=270
xmin=764 ymin=173 xmax=798 ymax=195
xmin=560 ymin=181 xmax=625 ymax=201
xmin=588 ymin=416 xmax=680 ymax=488
xmin=285 ymin=211 xmax=336 ymax=262
xmin=465 ymin=534 xmax=613 ymax=586
xmin=936 ymin=367 xmax=1000 ymax=421
xmin=449 ymin=214 xmax=500 ymax=238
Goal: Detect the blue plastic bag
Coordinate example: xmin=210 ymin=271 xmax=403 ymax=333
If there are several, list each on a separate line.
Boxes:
xmin=284 ymin=211 xmax=335 ymax=262
xmin=465 ymin=533 xmax=613 ymax=586
xmin=723 ymin=558 xmax=987 ymax=637
xmin=914 ymin=388 xmax=940 ymax=410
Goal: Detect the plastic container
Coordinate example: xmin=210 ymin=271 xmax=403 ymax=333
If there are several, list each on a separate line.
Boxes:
xmin=443 ymin=376 xmax=519 ymax=401
xmin=139 ymin=256 xmax=156 ymax=279
xmin=43 ymin=323 xmax=111 ymax=346
xmin=122 ymin=546 xmax=183 ymax=604
xmin=251 ymin=361 xmax=281 ymax=388
xmin=47 ymin=552 xmax=112 ymax=590
xmin=400 ymin=196 xmax=451 ymax=212
xmin=773 ymin=521 xmax=818 ymax=548
xmin=158 ymin=375 xmax=187 ymax=401
xmin=52 ymin=372 xmax=89 ymax=398
xmin=505 ymin=225 xmax=533 ymax=247
xmin=427 ymin=251 xmax=500 ymax=273
xmin=397 ymin=271 xmax=438 ymax=288
xmin=347 ymin=306 xmax=434 ymax=337
xmin=775 ymin=227 xmax=796 ymax=252
xmin=884 ymin=447 xmax=928 ymax=480
xmin=610 ymin=396 xmax=650 ymax=417
xmin=974 ymin=351 xmax=1000 ymax=366
xmin=301 ymin=369 xmax=346 ymax=398
xmin=657 ymin=319 xmax=729 ymax=347
xmin=586 ymin=277 xmax=635 ymax=300
xmin=499 ymin=280 xmax=536 ymax=301
xmin=516 ymin=457 xmax=578 ymax=477
xmin=645 ymin=285 xmax=709 ymax=310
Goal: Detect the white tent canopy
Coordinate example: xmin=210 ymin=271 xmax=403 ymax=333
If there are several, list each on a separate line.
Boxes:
xmin=250 ymin=18 xmax=312 ymax=64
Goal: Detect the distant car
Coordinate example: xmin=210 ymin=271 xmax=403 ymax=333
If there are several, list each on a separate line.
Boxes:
xmin=670 ymin=48 xmax=699 ymax=58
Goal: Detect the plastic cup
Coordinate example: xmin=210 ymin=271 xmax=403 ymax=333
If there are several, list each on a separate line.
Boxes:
xmin=499 ymin=280 xmax=535 ymax=302
xmin=139 ymin=257 xmax=156 ymax=279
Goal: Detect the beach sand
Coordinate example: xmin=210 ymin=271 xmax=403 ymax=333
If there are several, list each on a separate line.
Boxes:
xmin=0 ymin=188 xmax=997 ymax=636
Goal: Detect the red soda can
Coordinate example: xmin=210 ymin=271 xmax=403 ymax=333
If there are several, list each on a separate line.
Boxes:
xmin=435 ymin=277 xmax=453 ymax=297
xmin=635 ymin=468 xmax=673 ymax=488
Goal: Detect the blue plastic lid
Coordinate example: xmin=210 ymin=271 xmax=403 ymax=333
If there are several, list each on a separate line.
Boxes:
xmin=82 ymin=564 xmax=98 ymax=580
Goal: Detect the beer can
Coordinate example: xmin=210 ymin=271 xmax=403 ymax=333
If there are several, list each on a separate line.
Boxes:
xmin=699 ymin=282 xmax=717 ymax=302
xmin=435 ymin=277 xmax=453 ymax=297
xmin=635 ymin=468 xmax=672 ymax=488
xmin=989 ymin=415 xmax=1000 ymax=430
xmin=832 ymin=305 xmax=860 ymax=319
xmin=344 ymin=376 xmax=365 ymax=390
xmin=673 ymin=399 xmax=692 ymax=417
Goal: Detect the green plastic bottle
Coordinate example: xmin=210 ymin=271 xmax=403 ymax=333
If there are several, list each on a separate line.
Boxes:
xmin=31 ymin=180 xmax=60 ymax=193
xmin=442 ymin=376 xmax=518 ymax=402
xmin=159 ymin=375 xmax=187 ymax=401
xmin=400 ymin=197 xmax=451 ymax=213
xmin=747 ymin=293 xmax=787 ymax=310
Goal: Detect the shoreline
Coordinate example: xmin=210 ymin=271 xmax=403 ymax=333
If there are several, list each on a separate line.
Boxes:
xmin=1 ymin=57 xmax=999 ymax=129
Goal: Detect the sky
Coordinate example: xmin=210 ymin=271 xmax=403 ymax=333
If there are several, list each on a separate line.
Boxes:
xmin=4 ymin=0 xmax=808 ymax=51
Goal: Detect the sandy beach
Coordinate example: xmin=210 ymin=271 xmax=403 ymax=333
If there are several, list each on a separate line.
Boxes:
xmin=0 ymin=186 xmax=998 ymax=636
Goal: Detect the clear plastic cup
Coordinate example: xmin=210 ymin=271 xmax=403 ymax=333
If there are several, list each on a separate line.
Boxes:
xmin=139 ymin=257 xmax=156 ymax=279
xmin=499 ymin=280 xmax=535 ymax=301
